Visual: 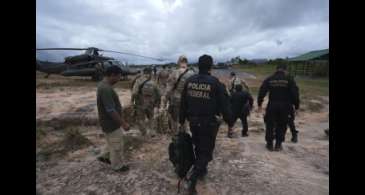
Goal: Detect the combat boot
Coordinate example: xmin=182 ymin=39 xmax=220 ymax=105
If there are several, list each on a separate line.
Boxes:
xmin=274 ymin=142 xmax=283 ymax=151
xmin=291 ymin=133 xmax=298 ymax=143
xmin=266 ymin=142 xmax=274 ymax=151
xmin=115 ymin=165 xmax=130 ymax=172
xmin=227 ymin=130 xmax=234 ymax=138
xmin=186 ymin=177 xmax=198 ymax=195
xmin=97 ymin=153 xmax=111 ymax=164
xmin=241 ymin=131 xmax=249 ymax=137
xmin=197 ymin=168 xmax=208 ymax=180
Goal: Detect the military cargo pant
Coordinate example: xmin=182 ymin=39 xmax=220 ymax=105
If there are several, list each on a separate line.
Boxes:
xmin=159 ymin=85 xmax=168 ymax=109
xmin=189 ymin=117 xmax=220 ymax=178
xmin=264 ymin=103 xmax=291 ymax=144
xmin=104 ymin=128 xmax=125 ymax=170
xmin=232 ymin=114 xmax=248 ymax=134
xmin=168 ymin=101 xmax=187 ymax=133
xmin=136 ymin=106 xmax=154 ymax=136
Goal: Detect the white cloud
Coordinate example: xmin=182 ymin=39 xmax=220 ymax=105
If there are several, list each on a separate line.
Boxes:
xmin=36 ymin=0 xmax=329 ymax=63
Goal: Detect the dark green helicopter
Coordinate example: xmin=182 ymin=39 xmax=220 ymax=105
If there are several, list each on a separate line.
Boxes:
xmin=36 ymin=47 xmax=166 ymax=81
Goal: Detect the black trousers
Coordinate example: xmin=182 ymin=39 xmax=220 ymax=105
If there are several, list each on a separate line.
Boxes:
xmin=189 ymin=117 xmax=220 ymax=177
xmin=232 ymin=114 xmax=248 ymax=134
xmin=287 ymin=108 xmax=298 ymax=136
xmin=264 ymin=103 xmax=291 ymax=144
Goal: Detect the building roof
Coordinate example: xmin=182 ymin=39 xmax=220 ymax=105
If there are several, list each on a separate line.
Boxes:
xmin=288 ymin=49 xmax=329 ymax=61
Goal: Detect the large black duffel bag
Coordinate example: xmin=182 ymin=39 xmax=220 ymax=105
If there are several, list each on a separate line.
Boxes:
xmin=168 ymin=131 xmax=195 ymax=179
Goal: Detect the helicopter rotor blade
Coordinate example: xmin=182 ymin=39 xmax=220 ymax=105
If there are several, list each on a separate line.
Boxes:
xmin=99 ymin=49 xmax=166 ymax=61
xmin=36 ymin=48 xmax=88 ymax=51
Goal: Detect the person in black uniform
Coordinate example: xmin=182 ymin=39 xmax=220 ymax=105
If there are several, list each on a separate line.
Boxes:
xmin=257 ymin=64 xmax=299 ymax=151
xmin=228 ymin=84 xmax=254 ymax=138
xmin=180 ymin=54 xmax=233 ymax=195
xmin=284 ymin=70 xmax=299 ymax=143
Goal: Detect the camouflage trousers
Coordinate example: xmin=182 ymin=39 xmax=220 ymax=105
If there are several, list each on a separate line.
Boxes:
xmin=168 ymin=102 xmax=187 ymax=133
xmin=159 ymin=85 xmax=168 ymax=108
xmin=103 ymin=128 xmax=125 ymax=170
xmin=135 ymin=106 xmax=156 ymax=136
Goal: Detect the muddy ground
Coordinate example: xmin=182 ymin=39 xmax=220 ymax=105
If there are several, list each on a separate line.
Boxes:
xmin=36 ymin=70 xmax=329 ymax=195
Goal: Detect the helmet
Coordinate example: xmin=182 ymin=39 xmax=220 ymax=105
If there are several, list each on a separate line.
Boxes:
xmin=177 ymin=55 xmax=188 ymax=64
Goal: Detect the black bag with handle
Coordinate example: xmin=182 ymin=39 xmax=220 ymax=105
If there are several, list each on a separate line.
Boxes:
xmin=168 ymin=131 xmax=195 ymax=178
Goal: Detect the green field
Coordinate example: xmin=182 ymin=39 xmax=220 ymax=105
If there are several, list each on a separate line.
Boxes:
xmin=233 ymin=64 xmax=329 ymax=98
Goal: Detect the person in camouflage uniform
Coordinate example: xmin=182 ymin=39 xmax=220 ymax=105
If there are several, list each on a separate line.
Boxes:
xmin=166 ymin=55 xmax=195 ymax=133
xmin=228 ymin=72 xmax=249 ymax=95
xmin=157 ymin=65 xmax=170 ymax=107
xmin=131 ymin=67 xmax=161 ymax=136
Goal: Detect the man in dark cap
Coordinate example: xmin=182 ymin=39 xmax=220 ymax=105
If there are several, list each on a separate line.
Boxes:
xmin=180 ymin=54 xmax=233 ymax=195
xmin=96 ymin=65 xmax=130 ymax=172
xmin=257 ymin=64 xmax=300 ymax=151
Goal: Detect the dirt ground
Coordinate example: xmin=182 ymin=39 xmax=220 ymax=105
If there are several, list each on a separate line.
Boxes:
xmin=36 ymin=70 xmax=329 ymax=195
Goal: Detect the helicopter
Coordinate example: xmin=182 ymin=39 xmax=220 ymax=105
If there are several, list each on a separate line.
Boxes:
xmin=36 ymin=47 xmax=166 ymax=81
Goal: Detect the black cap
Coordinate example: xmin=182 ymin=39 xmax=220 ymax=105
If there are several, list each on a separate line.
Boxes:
xmin=143 ymin=67 xmax=152 ymax=74
xmin=276 ymin=64 xmax=287 ymax=70
xmin=105 ymin=65 xmax=122 ymax=76
xmin=230 ymin=72 xmax=236 ymax=76
xmin=198 ymin=54 xmax=213 ymax=71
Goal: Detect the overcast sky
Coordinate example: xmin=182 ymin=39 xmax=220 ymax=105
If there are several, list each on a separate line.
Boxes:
xmin=36 ymin=0 xmax=329 ymax=64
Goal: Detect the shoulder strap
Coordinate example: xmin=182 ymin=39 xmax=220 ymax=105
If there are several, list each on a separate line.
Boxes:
xmin=138 ymin=78 xmax=151 ymax=94
xmin=172 ymin=69 xmax=189 ymax=91
xmin=131 ymin=74 xmax=141 ymax=89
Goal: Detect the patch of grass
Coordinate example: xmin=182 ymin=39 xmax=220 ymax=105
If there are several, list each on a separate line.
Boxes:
xmin=61 ymin=127 xmax=93 ymax=151
xmin=233 ymin=64 xmax=277 ymax=76
xmin=37 ymin=127 xmax=92 ymax=161
xmin=233 ymin=64 xmax=329 ymax=98
xmin=296 ymin=77 xmax=329 ymax=97
xmin=304 ymin=100 xmax=325 ymax=112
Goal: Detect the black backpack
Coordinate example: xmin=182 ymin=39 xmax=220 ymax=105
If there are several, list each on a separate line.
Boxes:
xmin=168 ymin=132 xmax=195 ymax=178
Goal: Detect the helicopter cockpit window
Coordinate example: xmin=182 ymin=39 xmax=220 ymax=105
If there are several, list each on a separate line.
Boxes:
xmin=85 ymin=50 xmax=92 ymax=55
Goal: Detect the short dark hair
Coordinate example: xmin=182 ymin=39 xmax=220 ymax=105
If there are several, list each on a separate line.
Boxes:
xmin=105 ymin=65 xmax=122 ymax=76
xmin=198 ymin=54 xmax=213 ymax=71
xmin=230 ymin=72 xmax=236 ymax=76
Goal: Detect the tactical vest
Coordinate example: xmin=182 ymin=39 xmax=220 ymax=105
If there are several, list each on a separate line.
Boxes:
xmin=142 ymin=81 xmax=154 ymax=97
xmin=230 ymin=77 xmax=248 ymax=93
